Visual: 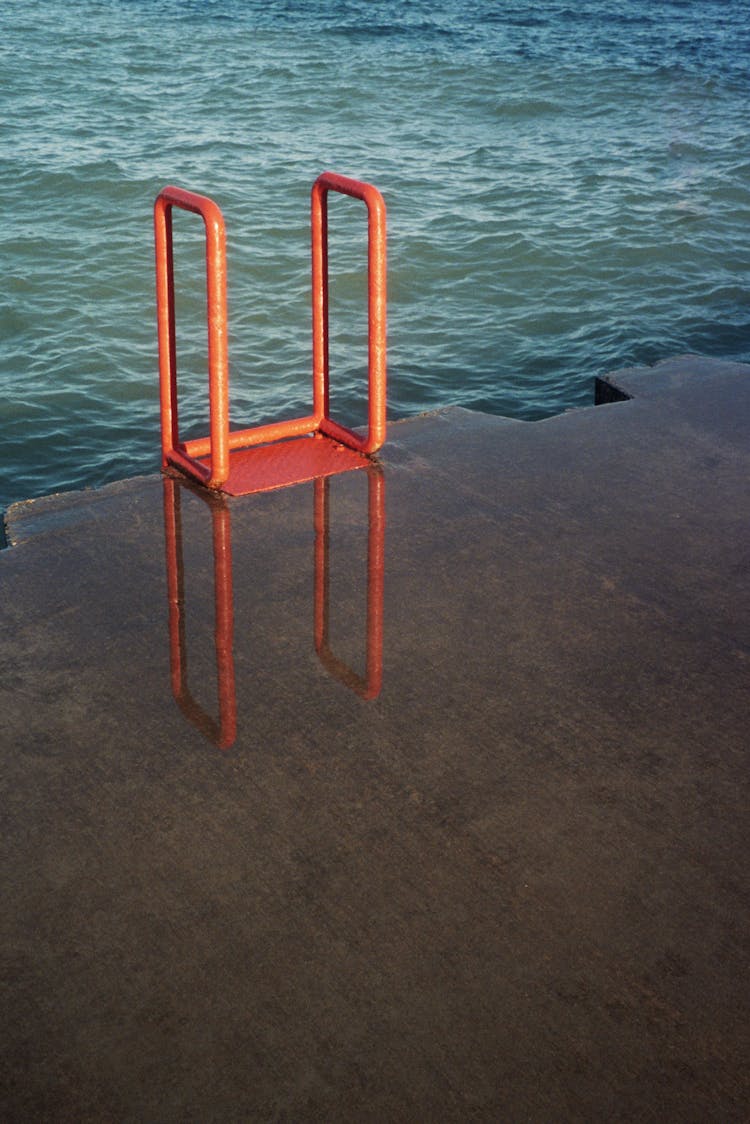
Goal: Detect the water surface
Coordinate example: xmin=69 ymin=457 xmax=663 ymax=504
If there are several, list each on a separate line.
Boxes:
xmin=1 ymin=0 xmax=749 ymax=513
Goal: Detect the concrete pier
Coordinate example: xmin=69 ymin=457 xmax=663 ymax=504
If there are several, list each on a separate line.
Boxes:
xmin=1 ymin=355 xmax=749 ymax=1120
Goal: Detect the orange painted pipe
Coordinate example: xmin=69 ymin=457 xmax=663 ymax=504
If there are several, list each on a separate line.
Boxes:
xmin=156 ymin=173 xmax=386 ymax=495
xmin=155 ymin=186 xmax=230 ymax=488
xmin=311 ymin=172 xmax=387 ymax=455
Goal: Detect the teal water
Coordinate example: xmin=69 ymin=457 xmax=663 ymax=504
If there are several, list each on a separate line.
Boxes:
xmin=2 ymin=0 xmax=749 ymax=517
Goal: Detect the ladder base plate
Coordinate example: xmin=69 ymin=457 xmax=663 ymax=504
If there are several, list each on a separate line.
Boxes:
xmin=200 ymin=434 xmax=371 ymax=497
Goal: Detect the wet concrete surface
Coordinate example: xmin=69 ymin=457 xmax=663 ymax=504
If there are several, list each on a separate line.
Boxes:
xmin=1 ymin=355 xmax=749 ymax=1120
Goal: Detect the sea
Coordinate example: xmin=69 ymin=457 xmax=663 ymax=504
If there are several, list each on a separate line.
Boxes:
xmin=2 ymin=0 xmax=749 ymax=523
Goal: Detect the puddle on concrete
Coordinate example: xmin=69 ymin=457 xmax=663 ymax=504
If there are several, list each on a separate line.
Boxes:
xmin=2 ymin=396 xmax=748 ymax=1119
xmin=163 ymin=467 xmax=385 ymax=750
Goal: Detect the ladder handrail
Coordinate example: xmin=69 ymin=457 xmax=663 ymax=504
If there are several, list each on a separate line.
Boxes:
xmin=154 ymin=173 xmax=387 ymax=492
xmin=154 ymin=185 xmax=230 ymax=488
xmin=311 ymin=171 xmax=387 ymax=456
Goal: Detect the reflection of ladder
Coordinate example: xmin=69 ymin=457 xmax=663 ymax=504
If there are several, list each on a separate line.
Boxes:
xmin=162 ymin=465 xmax=385 ymax=751
xmin=154 ymin=172 xmax=387 ymax=496
xmin=314 ymin=470 xmax=385 ymax=700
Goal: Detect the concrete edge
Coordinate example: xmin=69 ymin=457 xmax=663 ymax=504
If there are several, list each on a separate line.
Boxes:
xmin=7 ymin=355 xmax=750 ymax=549
xmin=4 ymin=475 xmax=161 ymax=549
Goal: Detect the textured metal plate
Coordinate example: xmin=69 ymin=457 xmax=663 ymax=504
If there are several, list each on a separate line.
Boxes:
xmin=201 ymin=434 xmax=370 ymax=496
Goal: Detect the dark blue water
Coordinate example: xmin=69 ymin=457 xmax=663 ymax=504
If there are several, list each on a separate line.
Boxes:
xmin=1 ymin=0 xmax=749 ymax=515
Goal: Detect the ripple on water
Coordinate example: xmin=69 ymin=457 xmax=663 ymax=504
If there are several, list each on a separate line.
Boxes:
xmin=0 ymin=0 xmax=749 ymax=512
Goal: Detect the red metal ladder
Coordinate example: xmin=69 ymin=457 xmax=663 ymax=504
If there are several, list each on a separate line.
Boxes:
xmin=154 ymin=172 xmax=387 ymax=497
